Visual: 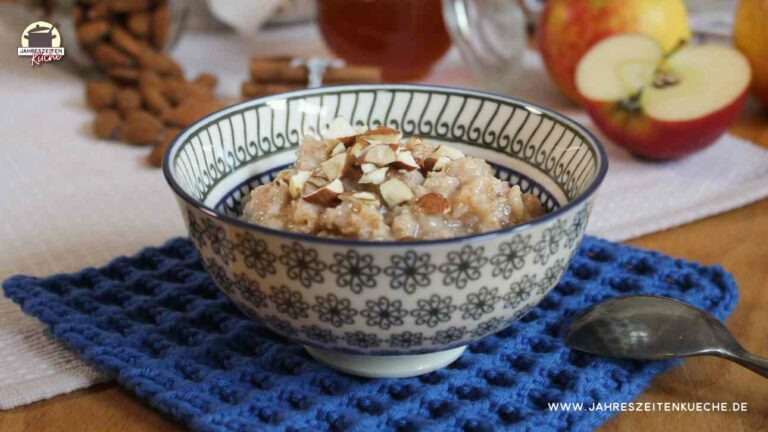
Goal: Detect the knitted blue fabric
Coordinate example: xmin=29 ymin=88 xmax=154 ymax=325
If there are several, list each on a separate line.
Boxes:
xmin=3 ymin=236 xmax=737 ymax=432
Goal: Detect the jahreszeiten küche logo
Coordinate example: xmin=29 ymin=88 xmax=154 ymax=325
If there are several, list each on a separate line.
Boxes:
xmin=18 ymin=21 xmax=65 ymax=66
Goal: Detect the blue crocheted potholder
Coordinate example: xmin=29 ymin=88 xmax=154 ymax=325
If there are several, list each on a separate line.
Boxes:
xmin=3 ymin=237 xmax=737 ymax=432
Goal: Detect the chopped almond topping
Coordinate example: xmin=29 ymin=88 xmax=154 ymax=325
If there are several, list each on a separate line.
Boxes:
xmin=302 ymin=178 xmax=344 ymax=206
xmin=359 ymin=166 xmax=389 ymax=185
xmin=325 ymin=117 xmax=357 ymax=139
xmin=416 ymin=192 xmax=451 ymax=215
xmin=329 ymin=142 xmax=346 ymax=157
xmin=320 ymin=153 xmax=348 ymax=179
xmin=361 ymin=144 xmax=396 ymax=167
xmin=362 ymin=125 xmax=402 ymax=144
xmin=360 ymin=163 xmax=378 ymax=174
xmin=340 ymin=191 xmax=381 ymax=207
xmin=288 ymin=171 xmax=312 ymax=198
xmin=348 ymin=140 xmax=370 ymax=158
xmin=424 ymin=156 xmax=451 ymax=171
xmin=391 ymin=150 xmax=420 ymax=170
xmin=380 ymin=178 xmax=414 ymax=207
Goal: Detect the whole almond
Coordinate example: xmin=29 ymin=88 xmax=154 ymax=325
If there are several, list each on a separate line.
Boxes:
xmin=93 ymin=109 xmax=121 ymax=139
xmin=148 ymin=127 xmax=180 ymax=167
xmin=108 ymin=67 xmax=139 ymax=83
xmin=108 ymin=0 xmax=150 ymax=13
xmin=127 ymin=12 xmax=151 ymax=39
xmin=76 ymin=20 xmax=109 ymax=46
xmin=141 ymin=86 xmax=171 ymax=115
xmin=138 ymin=70 xmax=163 ymax=92
xmin=116 ymin=88 xmax=142 ymax=113
xmin=152 ymin=3 xmax=170 ymax=49
xmin=138 ymin=51 xmax=182 ymax=77
xmin=93 ymin=43 xmax=133 ymax=68
xmin=110 ymin=27 xmax=144 ymax=58
xmin=162 ymin=98 xmax=224 ymax=128
xmin=85 ymin=80 xmax=117 ymax=109
xmin=119 ymin=110 xmax=163 ymax=145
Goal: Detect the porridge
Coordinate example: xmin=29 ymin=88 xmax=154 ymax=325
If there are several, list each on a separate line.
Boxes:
xmin=241 ymin=118 xmax=545 ymax=240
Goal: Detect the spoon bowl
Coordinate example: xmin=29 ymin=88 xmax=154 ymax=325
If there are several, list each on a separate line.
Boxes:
xmin=565 ymin=295 xmax=768 ymax=378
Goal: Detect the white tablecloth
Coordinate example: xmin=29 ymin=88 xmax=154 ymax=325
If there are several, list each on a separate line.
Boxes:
xmin=2 ymin=21 xmax=768 ymax=410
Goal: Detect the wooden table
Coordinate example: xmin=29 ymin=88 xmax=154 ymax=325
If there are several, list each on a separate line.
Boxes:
xmin=2 ymin=104 xmax=767 ymax=432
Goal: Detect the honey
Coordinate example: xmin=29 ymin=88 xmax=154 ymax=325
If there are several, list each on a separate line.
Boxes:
xmin=317 ymin=0 xmax=452 ymax=81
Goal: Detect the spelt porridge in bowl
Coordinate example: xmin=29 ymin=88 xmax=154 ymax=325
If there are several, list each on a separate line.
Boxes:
xmin=242 ymin=118 xmax=545 ymax=240
xmin=164 ymin=84 xmax=608 ymax=377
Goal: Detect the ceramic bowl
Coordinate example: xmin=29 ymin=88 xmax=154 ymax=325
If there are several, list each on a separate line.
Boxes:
xmin=163 ymin=84 xmax=608 ymax=377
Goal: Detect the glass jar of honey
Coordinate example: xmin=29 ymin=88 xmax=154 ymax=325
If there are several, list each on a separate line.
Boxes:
xmin=317 ymin=0 xmax=452 ymax=82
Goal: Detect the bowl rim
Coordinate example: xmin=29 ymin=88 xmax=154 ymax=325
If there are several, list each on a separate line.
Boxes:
xmin=163 ymin=83 xmax=608 ymax=247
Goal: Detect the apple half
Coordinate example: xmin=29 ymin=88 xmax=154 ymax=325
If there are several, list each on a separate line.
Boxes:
xmin=576 ymin=34 xmax=751 ymax=160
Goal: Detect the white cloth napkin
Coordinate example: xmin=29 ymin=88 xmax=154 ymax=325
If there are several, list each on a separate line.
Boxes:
xmin=2 ymin=21 xmax=768 ymax=410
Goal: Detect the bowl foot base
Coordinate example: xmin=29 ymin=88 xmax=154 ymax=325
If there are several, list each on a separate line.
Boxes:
xmin=304 ymin=345 xmax=466 ymax=378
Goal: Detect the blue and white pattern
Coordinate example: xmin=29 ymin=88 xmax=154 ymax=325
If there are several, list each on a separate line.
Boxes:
xmin=163 ymin=85 xmax=608 ymax=354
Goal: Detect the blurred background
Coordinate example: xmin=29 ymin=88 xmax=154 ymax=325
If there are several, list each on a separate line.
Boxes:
xmin=1 ymin=0 xmax=765 ymax=272
xmin=0 ymin=0 xmax=759 ymax=159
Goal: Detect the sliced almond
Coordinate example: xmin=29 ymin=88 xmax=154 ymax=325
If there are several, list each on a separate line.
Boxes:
xmin=361 ymin=144 xmax=396 ymax=167
xmin=340 ymin=191 xmax=380 ymax=207
xmin=320 ymin=153 xmax=348 ymax=180
xmin=360 ymin=163 xmax=378 ymax=174
xmin=416 ymin=192 xmax=451 ymax=215
xmin=424 ymin=156 xmax=451 ymax=172
xmin=431 ymin=145 xmax=465 ymax=160
xmin=288 ymin=171 xmax=312 ymax=198
xmin=391 ymin=150 xmax=420 ymax=171
xmin=303 ymin=178 xmax=344 ymax=206
xmin=380 ymin=178 xmax=414 ymax=208
xmin=359 ymin=166 xmax=389 ymax=185
xmin=329 ymin=141 xmax=346 ymax=157
xmin=362 ymin=126 xmax=402 ymax=144
xmin=326 ymin=117 xmax=357 ymax=140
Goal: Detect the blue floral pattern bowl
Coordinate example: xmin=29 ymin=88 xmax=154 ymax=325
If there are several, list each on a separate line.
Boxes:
xmin=163 ymin=84 xmax=608 ymax=377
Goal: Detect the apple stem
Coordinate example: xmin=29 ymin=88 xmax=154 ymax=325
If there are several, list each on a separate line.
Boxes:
xmin=651 ymin=39 xmax=687 ymax=90
xmin=616 ymin=38 xmax=688 ymax=113
xmin=664 ymin=39 xmax=688 ymax=60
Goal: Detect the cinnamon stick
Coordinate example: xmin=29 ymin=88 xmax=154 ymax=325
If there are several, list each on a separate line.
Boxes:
xmin=250 ymin=59 xmax=308 ymax=84
xmin=324 ymin=65 xmax=381 ymax=84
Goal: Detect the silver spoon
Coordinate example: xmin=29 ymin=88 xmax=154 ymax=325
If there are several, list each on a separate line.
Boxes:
xmin=565 ymin=295 xmax=768 ymax=378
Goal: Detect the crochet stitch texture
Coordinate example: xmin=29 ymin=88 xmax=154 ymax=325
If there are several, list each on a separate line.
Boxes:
xmin=3 ymin=236 xmax=738 ymax=432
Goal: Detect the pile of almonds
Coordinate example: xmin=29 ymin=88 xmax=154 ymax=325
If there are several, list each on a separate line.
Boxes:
xmin=77 ymin=0 xmax=223 ymax=167
xmin=282 ymin=118 xmax=464 ymax=213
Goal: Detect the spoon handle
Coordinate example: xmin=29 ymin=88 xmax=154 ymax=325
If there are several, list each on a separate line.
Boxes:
xmin=719 ymin=347 xmax=768 ymax=379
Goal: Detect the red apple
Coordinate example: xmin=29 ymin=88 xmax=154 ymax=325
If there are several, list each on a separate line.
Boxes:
xmin=538 ymin=0 xmax=691 ymax=102
xmin=575 ymin=34 xmax=751 ymax=160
